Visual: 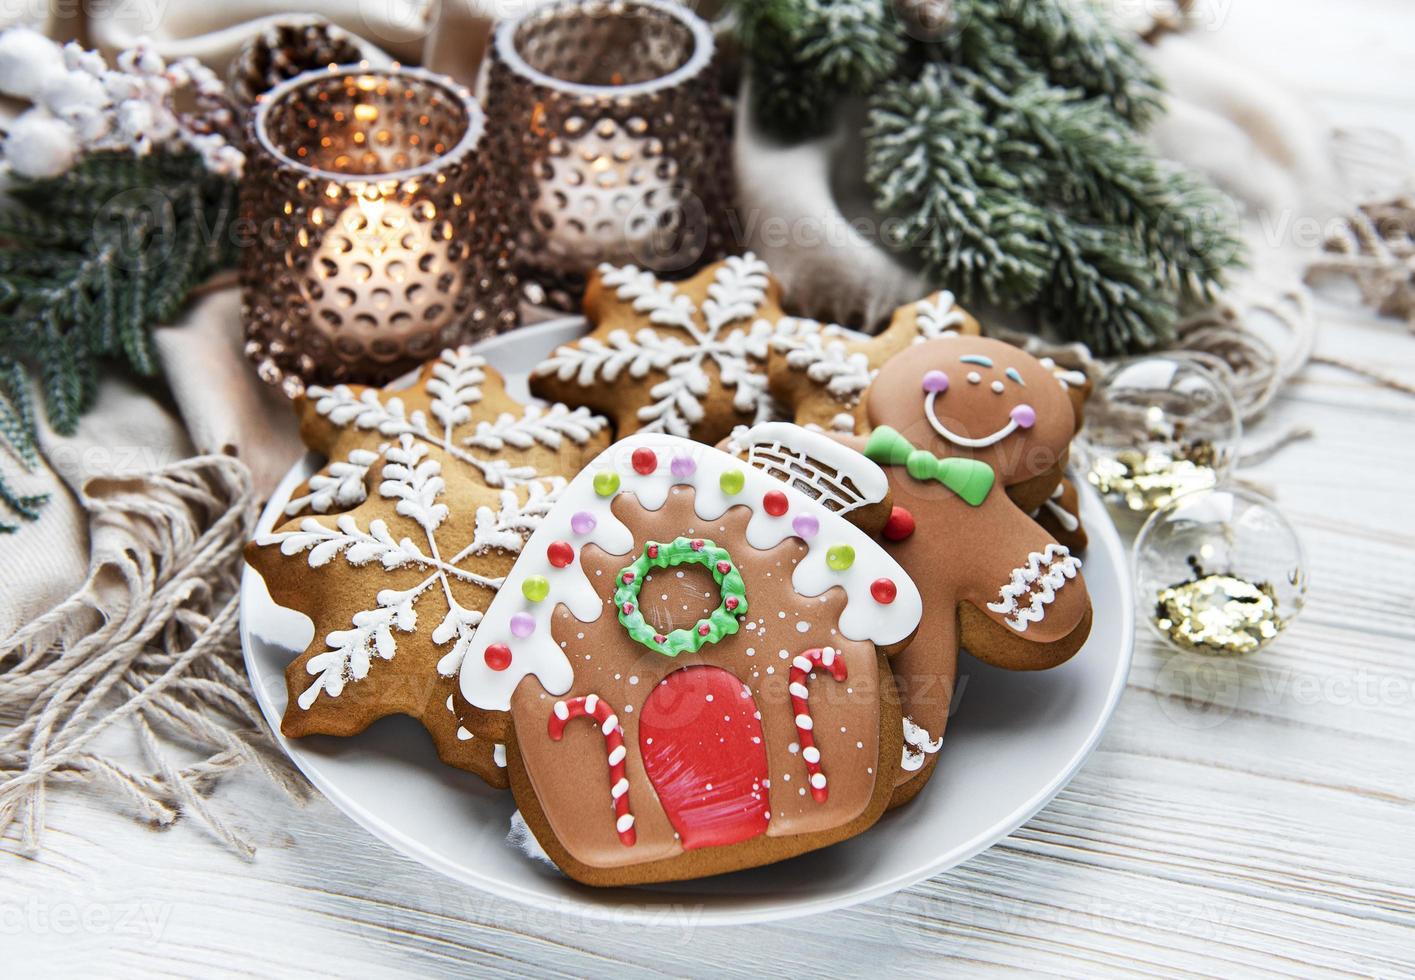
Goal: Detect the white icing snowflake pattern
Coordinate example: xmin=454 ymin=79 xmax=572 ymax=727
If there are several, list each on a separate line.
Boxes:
xmin=532 ymin=253 xmax=784 ymax=437
xmin=261 ymin=435 xmax=562 ymax=710
xmin=286 ymin=347 xmax=607 ymax=516
xmin=770 ymin=292 xmax=967 ymax=407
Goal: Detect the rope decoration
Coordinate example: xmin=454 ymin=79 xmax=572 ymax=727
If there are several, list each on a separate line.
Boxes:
xmin=1306 ymin=196 xmax=1415 ymax=331
xmin=548 ymin=694 xmax=636 ymax=846
xmin=789 ymin=648 xmax=848 ymax=803
xmin=0 ymin=455 xmax=306 ymax=857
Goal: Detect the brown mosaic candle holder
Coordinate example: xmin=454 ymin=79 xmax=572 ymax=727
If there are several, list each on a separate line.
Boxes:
xmin=241 ymin=65 xmax=518 ymax=397
xmin=485 ymin=0 xmax=734 ymax=299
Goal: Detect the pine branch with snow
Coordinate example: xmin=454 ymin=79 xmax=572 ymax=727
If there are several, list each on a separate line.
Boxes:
xmin=729 ymin=0 xmax=1242 ymax=354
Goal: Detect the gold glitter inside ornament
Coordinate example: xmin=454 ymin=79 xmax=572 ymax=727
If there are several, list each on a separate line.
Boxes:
xmin=1154 ymin=559 xmax=1286 ymax=655
xmin=1088 ymin=443 xmax=1219 ymax=512
xmin=1134 ymin=487 xmax=1307 ymax=656
xmin=1079 ymin=357 xmax=1240 ymax=513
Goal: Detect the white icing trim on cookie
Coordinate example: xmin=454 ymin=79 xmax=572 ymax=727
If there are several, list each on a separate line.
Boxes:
xmin=901 ymin=715 xmax=943 ymax=772
xmin=458 ymin=430 xmax=924 ymax=712
xmin=731 ymin=421 xmax=888 ymax=512
xmin=769 ymin=290 xmax=966 ymax=410
xmin=985 ymin=544 xmax=1082 ymax=632
xmin=1036 ymin=483 xmax=1080 ymax=533
xmin=531 ymin=254 xmax=785 ymax=437
xmin=924 ymin=390 xmax=1022 ymax=448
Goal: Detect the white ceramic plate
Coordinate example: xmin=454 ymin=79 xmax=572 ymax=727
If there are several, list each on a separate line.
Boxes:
xmin=240 ymin=319 xmax=1134 ymax=925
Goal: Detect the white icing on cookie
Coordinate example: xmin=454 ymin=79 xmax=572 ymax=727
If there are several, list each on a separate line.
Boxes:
xmin=458 ymin=430 xmax=924 ymax=712
xmin=925 ymin=389 xmax=1026 ymax=448
xmin=770 ymin=291 xmax=967 ymax=409
xmin=985 ymin=544 xmax=1082 ymax=632
xmin=1037 ymin=483 xmax=1080 ymax=533
xmin=730 ymin=422 xmax=888 ymax=513
xmin=901 ymin=715 xmax=943 ymax=772
xmin=531 ymin=253 xmax=784 ymax=437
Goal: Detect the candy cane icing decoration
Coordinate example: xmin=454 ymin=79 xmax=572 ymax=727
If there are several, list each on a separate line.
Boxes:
xmin=790 ymin=648 xmax=849 ymax=802
xmin=548 ymin=694 xmax=636 ymax=846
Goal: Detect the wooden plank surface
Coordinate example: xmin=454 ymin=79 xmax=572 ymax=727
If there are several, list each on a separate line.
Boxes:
xmin=4 ymin=1 xmax=1414 ymax=976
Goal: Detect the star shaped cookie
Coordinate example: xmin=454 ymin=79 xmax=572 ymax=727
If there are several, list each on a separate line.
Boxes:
xmin=246 ymin=347 xmax=611 ymax=785
xmin=529 ymin=253 xmax=796 ymax=444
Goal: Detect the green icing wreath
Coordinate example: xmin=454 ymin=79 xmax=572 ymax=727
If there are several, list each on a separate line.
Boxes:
xmin=614 ymin=536 xmax=748 ymax=657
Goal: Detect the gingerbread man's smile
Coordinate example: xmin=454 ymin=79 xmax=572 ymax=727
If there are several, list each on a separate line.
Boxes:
xmin=920 ymin=358 xmax=1036 ymax=449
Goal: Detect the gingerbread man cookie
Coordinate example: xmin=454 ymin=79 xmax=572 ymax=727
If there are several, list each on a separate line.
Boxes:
xmin=833 ymin=336 xmax=1094 ymax=805
xmin=245 ymin=348 xmax=611 ymax=784
xmin=455 ymin=428 xmax=922 ymax=885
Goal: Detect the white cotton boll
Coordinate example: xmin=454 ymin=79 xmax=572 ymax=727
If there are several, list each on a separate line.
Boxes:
xmin=116 ymin=98 xmax=155 ymax=138
xmin=39 ymin=69 xmax=110 ymax=118
xmin=103 ymin=74 xmax=141 ymax=102
xmin=117 ymin=44 xmax=164 ymax=77
xmin=61 ymin=41 xmax=107 ymax=78
xmin=0 ymin=28 xmax=67 ymax=100
xmin=64 ymin=105 xmax=111 ymax=143
xmin=3 ymin=109 xmax=78 ymax=178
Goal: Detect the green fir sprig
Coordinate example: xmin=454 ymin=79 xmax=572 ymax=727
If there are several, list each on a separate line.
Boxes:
xmin=0 ymin=151 xmax=238 ymax=531
xmin=731 ymin=0 xmax=1243 ymax=353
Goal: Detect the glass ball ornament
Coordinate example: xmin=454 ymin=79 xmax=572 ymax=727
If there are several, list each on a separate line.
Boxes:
xmin=1133 ymin=486 xmax=1308 ymax=656
xmin=1077 ymin=355 xmax=1242 ymax=513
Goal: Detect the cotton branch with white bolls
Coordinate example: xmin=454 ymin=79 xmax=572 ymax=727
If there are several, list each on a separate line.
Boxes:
xmin=0 ymin=28 xmax=243 ymax=180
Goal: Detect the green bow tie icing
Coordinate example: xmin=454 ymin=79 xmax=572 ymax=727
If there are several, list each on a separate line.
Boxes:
xmin=864 ymin=426 xmax=996 ymax=507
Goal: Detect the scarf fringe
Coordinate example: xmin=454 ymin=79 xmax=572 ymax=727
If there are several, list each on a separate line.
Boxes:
xmin=0 ymin=454 xmax=307 ymax=858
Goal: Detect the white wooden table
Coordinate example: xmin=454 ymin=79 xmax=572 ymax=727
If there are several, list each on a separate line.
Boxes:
xmin=5 ymin=4 xmax=1414 ymax=976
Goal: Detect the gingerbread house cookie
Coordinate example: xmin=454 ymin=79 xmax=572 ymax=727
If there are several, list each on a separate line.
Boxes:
xmin=456 ymin=427 xmax=922 ymax=885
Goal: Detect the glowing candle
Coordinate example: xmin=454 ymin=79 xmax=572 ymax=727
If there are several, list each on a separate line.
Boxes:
xmin=241 ymin=65 xmax=517 ymax=397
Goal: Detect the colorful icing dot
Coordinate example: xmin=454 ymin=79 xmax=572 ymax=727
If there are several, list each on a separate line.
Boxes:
xmin=632 ymin=447 xmax=657 ymax=475
xmin=763 ymin=490 xmax=789 ymax=517
xmin=716 ymin=560 xmax=732 ymax=575
xmin=719 ymin=468 xmax=745 ymax=495
xmin=1010 ymin=403 xmax=1037 ymax=429
xmin=484 ymin=643 xmax=512 ymax=671
xmin=922 ymin=369 xmax=950 ymax=393
xmin=522 ymin=575 xmax=550 ymax=602
xmin=547 ymin=540 xmax=575 ymax=568
xmin=593 ymin=470 xmax=620 ymax=496
xmin=882 ymin=506 xmax=915 ymax=542
xmin=826 ymin=544 xmax=855 ymax=571
xmin=670 ymin=455 xmax=696 ymax=478
xmin=570 ymin=510 xmax=597 ymax=535
xmin=510 ymin=612 xmax=536 ymax=638
xmin=871 ymin=578 xmax=897 ymax=604
xmin=792 ymin=515 xmax=819 ymax=539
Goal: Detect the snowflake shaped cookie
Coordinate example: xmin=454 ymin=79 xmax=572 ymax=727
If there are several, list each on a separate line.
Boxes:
xmin=767 ymin=291 xmax=981 ymax=434
xmin=246 ymin=348 xmax=611 ymax=785
xmin=529 ymin=253 xmax=793 ymax=444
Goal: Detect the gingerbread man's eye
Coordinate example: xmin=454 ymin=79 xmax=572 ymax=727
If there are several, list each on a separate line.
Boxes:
xmin=922 ymin=370 xmax=949 ymax=393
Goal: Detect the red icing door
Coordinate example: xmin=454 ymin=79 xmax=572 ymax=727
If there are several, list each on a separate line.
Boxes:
xmin=638 ymin=666 xmax=771 ymax=850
